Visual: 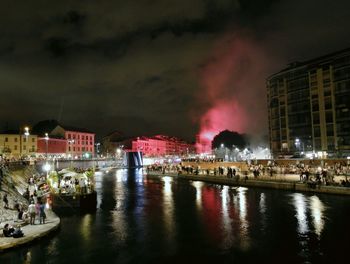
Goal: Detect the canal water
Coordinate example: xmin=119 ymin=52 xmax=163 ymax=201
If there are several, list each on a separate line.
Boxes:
xmin=1 ymin=169 xmax=350 ymax=263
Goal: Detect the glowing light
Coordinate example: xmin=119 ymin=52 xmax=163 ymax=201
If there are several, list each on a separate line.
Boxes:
xmin=162 ymin=176 xmax=175 ymax=244
xmin=221 ymin=185 xmax=233 ymax=249
xmin=42 ymin=163 xmax=51 ymax=172
xmin=192 ymin=181 xmax=204 ymax=209
xmin=235 ymin=187 xmax=250 ymax=249
xmin=292 ymin=193 xmax=308 ymax=234
xmin=310 ymin=196 xmax=326 ymax=237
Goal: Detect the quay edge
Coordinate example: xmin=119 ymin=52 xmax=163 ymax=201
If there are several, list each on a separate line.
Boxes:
xmin=146 ymin=172 xmax=350 ymax=196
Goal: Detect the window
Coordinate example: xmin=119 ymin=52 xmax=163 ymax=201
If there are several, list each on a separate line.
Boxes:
xmin=23 ymin=138 xmax=26 ymax=142
xmin=5 ymin=137 xmax=8 ymax=142
xmin=23 ymin=146 xmax=26 ymax=150
xmin=15 ymin=137 xmax=18 ymax=142
xmin=14 ymin=145 xmax=17 ymax=150
xmin=73 ymin=147 xmax=75 ymax=151
xmin=314 ymin=126 xmax=321 ymax=137
xmin=32 ymin=138 xmax=35 ymax=142
xmin=326 ymin=111 xmax=333 ymax=123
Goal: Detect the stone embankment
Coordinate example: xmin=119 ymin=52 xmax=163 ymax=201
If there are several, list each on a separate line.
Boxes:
xmin=0 ymin=166 xmax=60 ymax=252
xmin=147 ymin=171 xmax=350 ymax=196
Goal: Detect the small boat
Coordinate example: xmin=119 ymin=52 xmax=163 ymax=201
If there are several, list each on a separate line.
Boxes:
xmin=49 ymin=191 xmax=97 ymax=212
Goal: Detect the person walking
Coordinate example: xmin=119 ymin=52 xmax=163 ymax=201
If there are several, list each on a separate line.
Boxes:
xmin=28 ymin=201 xmax=36 ymax=225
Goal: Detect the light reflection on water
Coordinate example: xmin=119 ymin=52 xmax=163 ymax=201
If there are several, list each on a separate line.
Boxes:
xmin=2 ymin=169 xmax=348 ymax=264
xmin=310 ymin=195 xmax=326 ymax=237
xmin=237 ymin=187 xmax=250 ymax=250
xmin=291 ymin=193 xmax=326 ymax=237
xmin=259 ymin=192 xmax=267 ymax=231
xmin=192 ymin=181 xmax=204 ymax=210
xmin=292 ymin=193 xmax=309 ymax=234
xmin=221 ymin=186 xmax=234 ymax=249
xmin=162 ymin=176 xmax=175 ymax=245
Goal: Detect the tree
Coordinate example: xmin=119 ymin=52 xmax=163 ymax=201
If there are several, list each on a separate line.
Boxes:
xmin=212 ymin=130 xmax=247 ymax=150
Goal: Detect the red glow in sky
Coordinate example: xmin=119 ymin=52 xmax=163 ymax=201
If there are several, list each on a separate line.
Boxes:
xmin=196 ymin=34 xmax=270 ymax=153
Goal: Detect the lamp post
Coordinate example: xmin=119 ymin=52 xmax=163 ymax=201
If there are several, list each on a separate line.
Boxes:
xmin=295 ymin=138 xmax=305 ymax=156
xmin=19 ymin=126 xmax=30 ymax=159
xmin=44 ymin=133 xmax=49 ymax=160
xmin=68 ymin=139 xmax=75 ymax=167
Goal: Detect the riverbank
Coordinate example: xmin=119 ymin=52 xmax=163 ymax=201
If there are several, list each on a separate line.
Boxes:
xmin=146 ymin=171 xmax=350 ymax=196
xmin=0 ymin=210 xmax=60 ymax=252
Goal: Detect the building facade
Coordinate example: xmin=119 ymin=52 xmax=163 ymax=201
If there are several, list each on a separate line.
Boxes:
xmin=0 ymin=133 xmax=37 ymax=158
xmin=267 ymin=48 xmax=350 ymax=158
xmin=37 ymin=137 xmax=67 ymax=158
xmin=33 ymin=120 xmax=95 ymax=158
xmin=121 ymin=135 xmax=194 ymax=157
xmin=51 ymin=125 xmax=95 ymax=158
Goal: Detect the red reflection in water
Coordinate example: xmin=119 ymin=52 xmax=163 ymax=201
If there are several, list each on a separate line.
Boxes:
xmin=201 ymin=187 xmax=223 ymax=243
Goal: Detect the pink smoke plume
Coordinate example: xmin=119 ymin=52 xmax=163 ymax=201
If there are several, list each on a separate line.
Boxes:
xmin=195 ymin=33 xmax=271 ymax=153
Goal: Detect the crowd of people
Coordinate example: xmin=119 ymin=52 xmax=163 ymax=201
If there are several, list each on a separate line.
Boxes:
xmin=147 ymin=161 xmax=350 ymax=187
xmin=1 ymin=170 xmax=49 ymax=239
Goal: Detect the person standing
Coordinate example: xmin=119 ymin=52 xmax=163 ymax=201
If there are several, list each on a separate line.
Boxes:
xmin=39 ymin=201 xmax=46 ymax=224
xmin=28 ymin=201 xmax=36 ymax=225
xmin=3 ymin=193 xmax=9 ymax=208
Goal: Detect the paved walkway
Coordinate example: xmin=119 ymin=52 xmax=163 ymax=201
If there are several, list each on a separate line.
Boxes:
xmin=0 ymin=210 xmax=60 ymax=251
xmin=152 ymin=170 xmax=348 ymax=183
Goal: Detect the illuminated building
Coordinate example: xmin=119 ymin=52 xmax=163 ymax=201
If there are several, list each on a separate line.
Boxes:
xmin=37 ymin=137 xmax=67 ymax=158
xmin=0 ymin=130 xmax=37 ymax=158
xmin=120 ymin=135 xmax=194 ymax=157
xmin=51 ymin=126 xmax=95 ymax=158
xmin=267 ymin=48 xmax=350 ymax=158
xmin=33 ymin=120 xmax=95 ymax=158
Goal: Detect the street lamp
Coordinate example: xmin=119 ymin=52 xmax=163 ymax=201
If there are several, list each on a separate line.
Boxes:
xmin=295 ymin=138 xmax=305 ymax=155
xmin=68 ymin=139 xmax=75 ymax=167
xmin=44 ymin=133 xmax=49 ymax=160
xmin=20 ymin=126 xmax=30 ymax=158
xmin=43 ymin=162 xmax=51 ymax=178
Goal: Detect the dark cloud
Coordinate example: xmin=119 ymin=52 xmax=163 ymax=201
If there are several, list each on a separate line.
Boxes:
xmin=0 ymin=0 xmax=350 ymax=142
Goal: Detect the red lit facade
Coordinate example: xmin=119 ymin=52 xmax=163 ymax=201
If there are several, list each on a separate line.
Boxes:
xmin=122 ymin=135 xmax=194 ymax=157
xmin=65 ymin=130 xmax=95 ymax=158
xmin=50 ymin=125 xmax=95 ymax=158
xmin=37 ymin=137 xmax=67 ymax=157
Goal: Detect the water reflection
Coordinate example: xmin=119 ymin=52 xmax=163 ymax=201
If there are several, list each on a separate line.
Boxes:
xmin=292 ymin=193 xmax=309 ymax=234
xmin=221 ymin=186 xmax=233 ymax=249
xmin=3 ymin=169 xmax=346 ymax=264
xmin=233 ymin=187 xmax=250 ymax=250
xmin=291 ymin=193 xmax=327 ymax=238
xmin=310 ymin=196 xmax=325 ymax=237
xmin=111 ymin=170 xmax=128 ymax=243
xmin=80 ymin=214 xmax=92 ymax=242
xmin=192 ymin=181 xmax=204 ymax=210
xmin=259 ymin=193 xmax=267 ymax=231
xmin=162 ymin=176 xmax=175 ymax=243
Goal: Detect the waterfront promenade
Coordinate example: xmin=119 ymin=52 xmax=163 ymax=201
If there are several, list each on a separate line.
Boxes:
xmin=0 ymin=210 xmax=60 ymax=252
xmin=146 ymin=170 xmax=350 ymax=196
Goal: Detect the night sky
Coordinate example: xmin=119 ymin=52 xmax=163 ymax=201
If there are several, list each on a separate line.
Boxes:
xmin=1 ymin=0 xmax=350 ymax=142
